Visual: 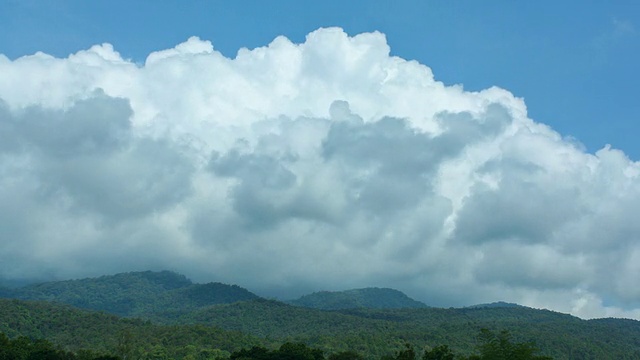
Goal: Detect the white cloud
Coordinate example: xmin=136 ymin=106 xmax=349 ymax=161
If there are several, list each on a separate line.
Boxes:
xmin=1 ymin=28 xmax=639 ymax=319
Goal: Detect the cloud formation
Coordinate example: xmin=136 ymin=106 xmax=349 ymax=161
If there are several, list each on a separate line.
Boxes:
xmin=1 ymin=28 xmax=639 ymax=319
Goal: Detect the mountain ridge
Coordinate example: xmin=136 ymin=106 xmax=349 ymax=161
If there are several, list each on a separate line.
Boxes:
xmin=0 ymin=270 xmax=259 ymax=318
xmin=1 ymin=270 xmax=640 ymax=359
xmin=288 ymin=287 xmax=429 ymax=310
xmin=464 ymin=301 xmax=526 ymax=309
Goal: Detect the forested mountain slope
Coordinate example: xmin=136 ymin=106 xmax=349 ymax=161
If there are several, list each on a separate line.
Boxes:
xmin=0 ymin=298 xmax=267 ymax=358
xmin=288 ymin=288 xmax=428 ymax=310
xmin=0 ymin=270 xmax=258 ymax=318
xmin=2 ymin=271 xmax=640 ymax=359
xmin=181 ymin=298 xmax=640 ymax=359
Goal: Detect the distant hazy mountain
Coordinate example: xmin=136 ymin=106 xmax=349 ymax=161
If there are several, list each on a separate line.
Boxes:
xmin=288 ymin=287 xmax=428 ymax=310
xmin=465 ymin=301 xmax=525 ymax=309
xmin=0 ymin=270 xmax=259 ymax=317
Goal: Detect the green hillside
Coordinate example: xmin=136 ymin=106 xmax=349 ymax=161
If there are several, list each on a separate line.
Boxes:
xmin=0 ymin=298 xmax=268 ymax=358
xmin=288 ymin=288 xmax=428 ymax=310
xmin=1 ymin=270 xmax=258 ymax=318
xmin=1 ymin=271 xmax=640 ymax=359
xmin=181 ymin=299 xmax=640 ymax=359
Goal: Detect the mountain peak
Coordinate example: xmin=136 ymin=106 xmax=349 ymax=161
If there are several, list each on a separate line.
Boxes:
xmin=112 ymin=270 xmax=193 ymax=290
xmin=465 ymin=301 xmax=525 ymax=309
xmin=289 ymin=287 xmax=428 ymax=310
xmin=1 ymin=270 xmax=259 ymax=317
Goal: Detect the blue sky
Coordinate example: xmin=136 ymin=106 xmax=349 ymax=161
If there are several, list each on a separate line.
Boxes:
xmin=2 ymin=1 xmax=639 ymax=158
xmin=2 ymin=1 xmax=640 ymax=319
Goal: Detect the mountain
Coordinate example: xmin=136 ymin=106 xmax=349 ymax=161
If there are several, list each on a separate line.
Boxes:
xmin=0 ymin=286 xmax=11 ymax=298
xmin=3 ymin=271 xmax=640 ymax=358
xmin=178 ymin=298 xmax=640 ymax=359
xmin=288 ymin=287 xmax=428 ymax=310
xmin=0 ymin=270 xmax=259 ymax=318
xmin=0 ymin=298 xmax=267 ymax=357
xmin=465 ymin=301 xmax=526 ymax=309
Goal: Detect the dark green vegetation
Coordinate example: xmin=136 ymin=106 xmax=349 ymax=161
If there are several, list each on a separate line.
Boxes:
xmin=0 ymin=332 xmax=112 ymax=360
xmin=1 ymin=271 xmax=640 ymax=359
xmin=1 ymin=271 xmax=258 ymax=320
xmin=0 ymin=331 xmax=551 ymax=360
xmin=226 ymin=332 xmax=552 ymax=360
xmin=0 ymin=298 xmax=268 ymax=358
xmin=288 ymin=288 xmax=428 ymax=310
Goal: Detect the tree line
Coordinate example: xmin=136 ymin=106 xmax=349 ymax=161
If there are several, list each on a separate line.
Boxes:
xmin=0 ymin=329 xmax=552 ymax=360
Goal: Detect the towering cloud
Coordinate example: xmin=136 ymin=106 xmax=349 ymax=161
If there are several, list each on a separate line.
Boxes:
xmin=1 ymin=28 xmax=638 ymax=319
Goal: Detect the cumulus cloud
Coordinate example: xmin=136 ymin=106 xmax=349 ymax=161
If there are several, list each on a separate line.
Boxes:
xmin=1 ymin=28 xmax=639 ymax=319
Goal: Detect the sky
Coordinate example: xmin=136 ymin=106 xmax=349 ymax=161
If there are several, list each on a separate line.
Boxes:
xmin=0 ymin=1 xmax=639 ymax=320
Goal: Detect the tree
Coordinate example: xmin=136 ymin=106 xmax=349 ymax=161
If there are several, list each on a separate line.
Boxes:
xmin=422 ymin=345 xmax=455 ymax=360
xmin=327 ymin=350 xmax=364 ymax=360
xmin=385 ymin=343 xmax=416 ymax=360
xmin=229 ymin=343 xmax=324 ymax=360
xmin=144 ymin=345 xmax=168 ymax=360
xmin=229 ymin=346 xmax=270 ymax=360
xmin=116 ymin=329 xmax=134 ymax=360
xmin=472 ymin=329 xmax=552 ymax=360
xmin=277 ymin=342 xmax=324 ymax=360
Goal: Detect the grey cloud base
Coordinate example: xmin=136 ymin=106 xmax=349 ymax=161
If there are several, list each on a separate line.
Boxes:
xmin=0 ymin=28 xmax=639 ymax=319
